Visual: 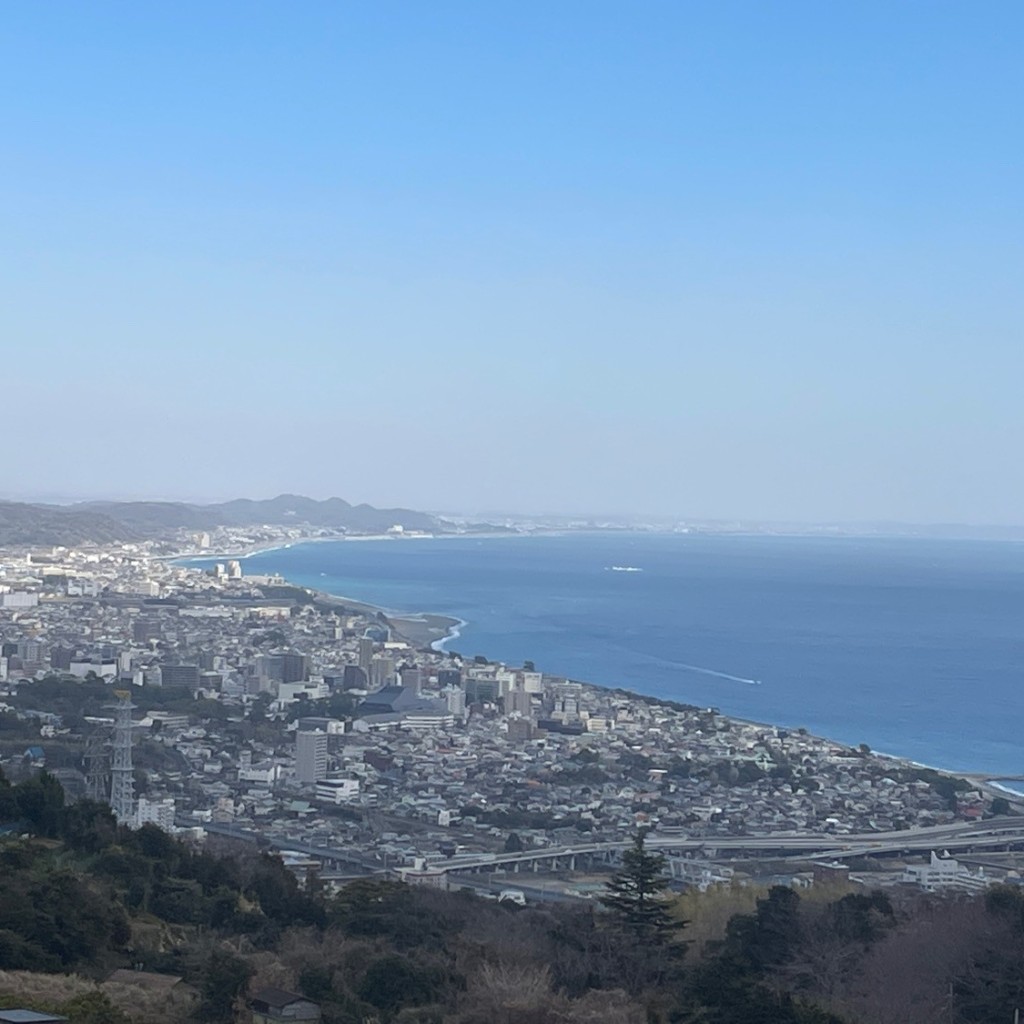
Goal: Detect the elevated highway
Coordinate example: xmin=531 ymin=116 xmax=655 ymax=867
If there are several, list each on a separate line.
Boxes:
xmin=187 ymin=816 xmax=1024 ymax=879
xmin=430 ymin=816 xmax=1024 ymax=874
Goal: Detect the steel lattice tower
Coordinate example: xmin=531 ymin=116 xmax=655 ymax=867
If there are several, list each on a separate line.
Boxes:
xmin=109 ymin=690 xmax=136 ymax=824
xmin=84 ymin=729 xmax=110 ymax=803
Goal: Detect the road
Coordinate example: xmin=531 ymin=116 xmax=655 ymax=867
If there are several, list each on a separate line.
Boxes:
xmin=186 ymin=815 xmax=1024 ymax=878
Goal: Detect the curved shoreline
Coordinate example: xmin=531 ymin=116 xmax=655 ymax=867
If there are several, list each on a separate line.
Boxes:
xmin=430 ymin=617 xmax=467 ymax=653
xmin=172 ymin=541 xmax=1021 ymax=793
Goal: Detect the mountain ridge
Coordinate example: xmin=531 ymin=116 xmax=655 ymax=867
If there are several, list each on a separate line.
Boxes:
xmin=0 ymin=494 xmax=442 ymax=546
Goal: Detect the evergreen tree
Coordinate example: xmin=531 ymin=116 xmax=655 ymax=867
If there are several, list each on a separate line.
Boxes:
xmin=600 ymin=829 xmax=684 ymax=943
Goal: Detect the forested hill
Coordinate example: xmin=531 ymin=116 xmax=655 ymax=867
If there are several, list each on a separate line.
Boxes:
xmin=0 ymin=494 xmax=442 ymax=546
xmin=2 ymin=767 xmax=1024 ymax=1024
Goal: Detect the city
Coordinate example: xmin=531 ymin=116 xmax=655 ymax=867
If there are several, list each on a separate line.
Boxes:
xmin=1 ymin=524 xmax=1021 ymax=904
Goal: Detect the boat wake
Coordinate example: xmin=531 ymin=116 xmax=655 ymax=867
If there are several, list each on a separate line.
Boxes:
xmin=677 ymin=663 xmax=761 ymax=685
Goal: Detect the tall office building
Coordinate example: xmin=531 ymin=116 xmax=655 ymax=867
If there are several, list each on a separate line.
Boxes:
xmin=341 ymin=665 xmax=368 ymax=690
xmin=295 ymin=731 xmax=328 ymax=784
xmin=50 ymin=646 xmax=74 ymax=671
xmin=505 ymin=688 xmax=533 ymax=718
xmin=161 ymin=664 xmax=200 ymax=690
xmin=465 ymin=677 xmax=501 ymax=703
xmin=282 ymin=651 xmax=310 ymax=683
xmin=369 ymin=655 xmax=395 ymax=690
xmin=357 ymin=638 xmax=375 ymax=673
xmin=254 ymin=653 xmax=285 ymax=683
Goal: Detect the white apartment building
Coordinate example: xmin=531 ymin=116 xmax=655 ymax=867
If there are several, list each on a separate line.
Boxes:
xmin=135 ymin=796 xmax=176 ymax=831
xmin=295 ymin=730 xmax=328 ymax=783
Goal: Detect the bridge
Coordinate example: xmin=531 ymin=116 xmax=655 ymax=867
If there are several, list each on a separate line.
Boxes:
xmin=426 ymin=816 xmax=1024 ymax=875
xmin=192 ymin=821 xmax=387 ymax=874
xmin=189 ymin=816 xmax=1024 ymax=880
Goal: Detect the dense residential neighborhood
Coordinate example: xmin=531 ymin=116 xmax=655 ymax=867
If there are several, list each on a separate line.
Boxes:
xmin=0 ymin=525 xmax=1018 ymax=902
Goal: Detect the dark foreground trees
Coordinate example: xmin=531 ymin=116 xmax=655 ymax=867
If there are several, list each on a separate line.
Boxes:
xmin=601 ymin=829 xmax=685 ymax=944
xmin=8 ymin=767 xmax=1024 ymax=1024
xmin=598 ymin=829 xmax=687 ymax=993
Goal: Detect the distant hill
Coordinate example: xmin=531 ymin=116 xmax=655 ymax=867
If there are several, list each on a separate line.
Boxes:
xmin=0 ymin=494 xmax=443 ymax=546
xmin=0 ymin=501 xmax=136 ymax=547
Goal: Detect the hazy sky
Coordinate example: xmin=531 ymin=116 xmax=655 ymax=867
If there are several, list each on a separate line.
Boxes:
xmin=4 ymin=3 xmax=1022 ymax=522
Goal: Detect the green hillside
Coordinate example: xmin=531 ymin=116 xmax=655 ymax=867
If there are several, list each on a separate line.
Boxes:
xmin=1 ymin=768 xmax=1022 ymax=1024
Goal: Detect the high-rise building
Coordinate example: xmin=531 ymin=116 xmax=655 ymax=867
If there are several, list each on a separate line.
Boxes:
xmin=400 ymin=666 xmax=422 ymax=694
xmin=341 ymin=665 xmax=368 ymax=690
xmin=50 ymin=646 xmax=74 ymax=671
xmin=16 ymin=640 xmax=47 ymax=665
xmin=282 ymin=651 xmax=310 ymax=683
xmin=437 ymin=668 xmax=462 ymax=688
xmin=254 ymin=654 xmax=285 ymax=683
xmin=161 ymin=664 xmax=200 ymax=690
xmin=369 ymin=655 xmax=395 ymax=690
xmin=357 ymin=638 xmax=375 ymax=672
xmin=198 ymin=671 xmax=223 ymax=692
xmin=295 ymin=731 xmax=328 ymax=784
xmin=465 ymin=677 xmax=501 ymax=703
xmin=505 ymin=688 xmax=533 ymax=718
xmin=443 ymin=685 xmax=466 ymax=718
xmin=133 ymin=618 xmax=161 ymax=644
xmin=521 ymin=671 xmax=543 ymax=693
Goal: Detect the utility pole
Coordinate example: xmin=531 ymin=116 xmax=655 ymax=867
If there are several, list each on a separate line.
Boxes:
xmin=109 ymin=690 xmax=136 ymax=824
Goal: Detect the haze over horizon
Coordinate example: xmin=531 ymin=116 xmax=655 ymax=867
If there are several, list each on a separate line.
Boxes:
xmin=4 ymin=3 xmax=1022 ymax=523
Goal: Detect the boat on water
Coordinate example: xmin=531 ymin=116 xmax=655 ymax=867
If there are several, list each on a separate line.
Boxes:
xmin=608 ymin=565 xmax=643 ymax=572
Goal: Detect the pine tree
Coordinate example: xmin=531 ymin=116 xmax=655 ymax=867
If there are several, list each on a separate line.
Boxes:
xmin=600 ymin=829 xmax=685 ymax=943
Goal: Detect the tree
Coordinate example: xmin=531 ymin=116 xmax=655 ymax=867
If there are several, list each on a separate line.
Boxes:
xmin=15 ymin=770 xmax=66 ymax=837
xmin=0 ymin=767 xmax=18 ymax=821
xmin=356 ymin=954 xmax=443 ymax=1016
xmin=504 ymin=832 xmax=524 ymax=853
xmin=600 ymin=830 xmax=684 ymax=945
xmin=991 ymin=796 xmax=1012 ymax=817
xmin=198 ymin=948 xmax=253 ymax=1022
xmin=60 ymin=991 xmax=131 ymax=1024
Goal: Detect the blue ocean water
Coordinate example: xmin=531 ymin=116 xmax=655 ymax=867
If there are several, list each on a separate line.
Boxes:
xmin=196 ymin=533 xmax=1024 ymax=776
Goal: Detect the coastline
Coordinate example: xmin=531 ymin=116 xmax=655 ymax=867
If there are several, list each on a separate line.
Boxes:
xmin=168 ymin=543 xmax=1021 ymax=800
xmin=165 ymin=528 xmax=542 ymax=564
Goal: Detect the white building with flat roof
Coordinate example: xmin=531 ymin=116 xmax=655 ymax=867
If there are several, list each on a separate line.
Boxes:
xmin=135 ymin=796 xmax=175 ymax=831
xmin=316 ymin=778 xmax=360 ymax=803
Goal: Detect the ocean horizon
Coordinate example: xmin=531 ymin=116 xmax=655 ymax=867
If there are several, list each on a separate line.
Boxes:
xmin=185 ymin=532 xmax=1024 ymax=780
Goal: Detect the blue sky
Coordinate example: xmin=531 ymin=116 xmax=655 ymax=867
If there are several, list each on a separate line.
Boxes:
xmin=3 ymin=2 xmax=1022 ymax=521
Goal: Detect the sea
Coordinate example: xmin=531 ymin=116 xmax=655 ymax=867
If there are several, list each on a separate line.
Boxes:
xmin=186 ymin=532 xmax=1024 ymax=779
